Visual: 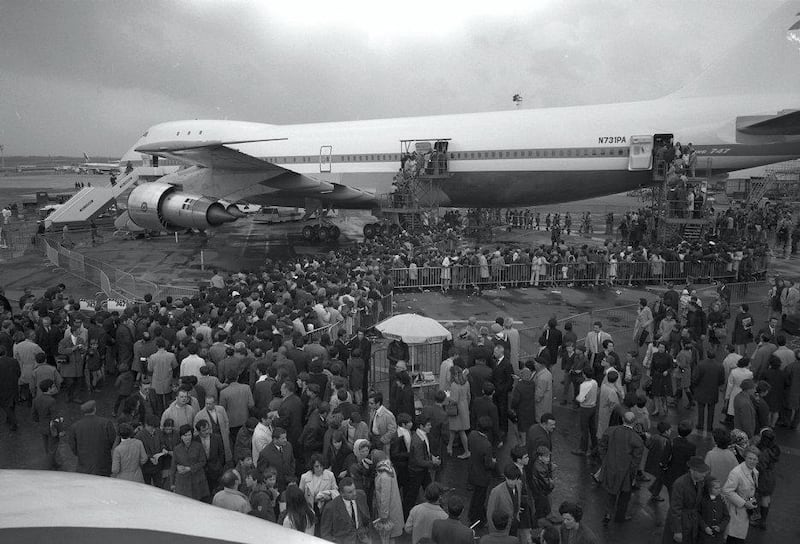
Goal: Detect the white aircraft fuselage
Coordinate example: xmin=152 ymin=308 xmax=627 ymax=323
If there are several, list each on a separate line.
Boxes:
xmin=122 ymin=92 xmax=800 ymax=209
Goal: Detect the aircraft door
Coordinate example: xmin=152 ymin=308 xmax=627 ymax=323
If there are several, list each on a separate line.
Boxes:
xmin=627 ymin=135 xmax=654 ymax=171
xmin=320 ymin=145 xmax=332 ymax=173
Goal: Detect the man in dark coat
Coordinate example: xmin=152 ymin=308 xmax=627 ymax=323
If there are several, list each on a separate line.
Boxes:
xmin=492 ymin=344 xmax=514 ymax=439
xmin=67 ymin=400 xmax=117 ymax=476
xmin=662 ymin=457 xmax=711 ymax=544
xmin=539 ymin=318 xmax=563 ymax=368
xmin=432 ymin=494 xmax=475 ymax=544
xmin=692 ymin=357 xmax=725 ymax=432
xmin=274 ymin=380 xmax=304 ymax=454
xmin=196 ymin=419 xmax=225 ymax=492
xmin=467 ymin=416 xmax=496 ymax=528
xmin=468 ymin=356 xmax=494 ymax=399
xmin=733 ymin=379 xmax=757 ymax=437
xmin=598 ymin=412 xmax=644 ymax=523
xmin=471 ymin=382 xmax=501 ymax=445
xmin=115 ymin=315 xmax=135 ymax=372
xmin=0 ymin=346 xmax=21 ymax=430
xmin=422 ymin=390 xmax=449 ymax=464
xmin=256 ymin=427 xmax=295 ymax=491
xmin=320 ymin=477 xmax=371 ymax=544
xmin=35 ymin=316 xmax=63 ymax=365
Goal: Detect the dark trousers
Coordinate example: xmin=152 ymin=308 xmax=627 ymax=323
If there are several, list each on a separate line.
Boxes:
xmin=697 ymin=402 xmax=715 ymax=431
xmin=142 ymin=467 xmax=162 ymax=487
xmin=497 ymin=391 xmax=510 ymax=434
xmin=41 ymin=432 xmax=60 ymax=469
xmin=469 ymin=484 xmax=488 ymax=527
xmin=113 ymin=395 xmax=127 ymax=415
xmin=0 ymin=398 xmax=17 ymax=429
xmin=404 ymin=469 xmax=431 ymax=518
xmin=608 ymin=490 xmax=632 ymax=521
xmin=578 ymin=406 xmax=598 ymax=452
xmin=229 ymin=426 xmax=242 ymax=451
xmin=62 ymin=377 xmax=81 ymax=402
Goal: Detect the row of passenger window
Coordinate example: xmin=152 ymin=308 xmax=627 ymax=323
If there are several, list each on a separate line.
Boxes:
xmin=263 ymin=147 xmax=628 ymax=164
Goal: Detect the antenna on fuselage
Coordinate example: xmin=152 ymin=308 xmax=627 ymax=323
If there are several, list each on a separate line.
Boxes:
xmin=512 ymin=94 xmax=523 ymax=109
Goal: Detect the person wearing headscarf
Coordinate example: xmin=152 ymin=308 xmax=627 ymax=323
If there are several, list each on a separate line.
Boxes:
xmin=372 ymin=451 xmax=405 ymax=543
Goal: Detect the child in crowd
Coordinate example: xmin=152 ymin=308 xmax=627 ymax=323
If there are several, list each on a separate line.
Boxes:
xmin=699 ymin=479 xmax=730 ymax=543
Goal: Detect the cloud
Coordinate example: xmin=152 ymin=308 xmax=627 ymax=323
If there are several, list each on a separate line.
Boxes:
xmin=0 ymin=0 xmax=783 ymax=155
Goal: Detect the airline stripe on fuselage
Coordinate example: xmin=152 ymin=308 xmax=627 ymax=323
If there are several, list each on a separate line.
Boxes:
xmin=258 ymin=146 xmax=629 ymax=165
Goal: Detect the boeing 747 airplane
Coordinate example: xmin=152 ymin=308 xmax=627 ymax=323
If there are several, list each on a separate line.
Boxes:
xmin=117 ymin=2 xmax=800 ymax=235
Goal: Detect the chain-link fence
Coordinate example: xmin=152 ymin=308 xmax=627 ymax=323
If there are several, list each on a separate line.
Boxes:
xmin=36 ymin=236 xmax=199 ymax=303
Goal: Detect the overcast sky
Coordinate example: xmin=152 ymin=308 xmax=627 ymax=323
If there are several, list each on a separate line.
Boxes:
xmin=0 ymin=0 xmax=786 ymax=157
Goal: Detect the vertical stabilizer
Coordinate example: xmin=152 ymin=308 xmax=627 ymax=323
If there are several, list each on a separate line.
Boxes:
xmin=672 ymin=1 xmax=800 ymax=98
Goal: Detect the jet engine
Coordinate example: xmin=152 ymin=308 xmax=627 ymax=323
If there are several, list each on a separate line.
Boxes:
xmin=127 ymin=182 xmax=237 ymax=231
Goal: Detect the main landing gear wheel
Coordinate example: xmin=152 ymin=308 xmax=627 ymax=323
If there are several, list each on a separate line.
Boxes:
xmin=377 ymin=224 xmax=387 ymax=236
xmin=302 ymin=225 xmax=315 ymax=241
xmin=363 ymin=223 xmax=376 ymax=239
xmin=329 ymin=226 xmax=341 ymax=240
xmin=318 ymin=226 xmax=330 ymax=242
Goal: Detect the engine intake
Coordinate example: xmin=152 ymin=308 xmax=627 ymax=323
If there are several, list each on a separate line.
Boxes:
xmin=127 ymin=182 xmax=237 ymax=231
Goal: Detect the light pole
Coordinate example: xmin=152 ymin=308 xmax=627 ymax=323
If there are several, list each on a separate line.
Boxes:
xmin=0 ymin=144 xmax=4 ymax=172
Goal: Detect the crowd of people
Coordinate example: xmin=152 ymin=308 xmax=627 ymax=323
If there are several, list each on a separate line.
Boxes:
xmin=1 ymin=257 xmax=799 ymax=544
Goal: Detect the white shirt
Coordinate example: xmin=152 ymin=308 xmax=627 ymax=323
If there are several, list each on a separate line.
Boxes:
xmin=347 ymin=499 xmax=359 ymax=528
xmin=252 ymin=423 xmax=273 ymax=466
xmin=576 ymin=379 xmax=598 ymax=407
xmin=180 ymin=354 xmax=206 ymax=379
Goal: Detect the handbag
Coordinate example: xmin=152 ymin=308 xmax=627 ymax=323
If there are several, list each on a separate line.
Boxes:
xmin=445 ymin=402 xmax=459 ymax=417
xmin=638 ymin=329 xmax=649 ymax=346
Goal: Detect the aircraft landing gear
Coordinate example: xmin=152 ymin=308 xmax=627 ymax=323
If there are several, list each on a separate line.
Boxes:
xmin=301 ymin=223 xmax=341 ymax=243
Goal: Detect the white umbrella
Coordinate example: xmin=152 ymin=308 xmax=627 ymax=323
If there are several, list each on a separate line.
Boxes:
xmin=376 ymin=313 xmax=452 ymax=345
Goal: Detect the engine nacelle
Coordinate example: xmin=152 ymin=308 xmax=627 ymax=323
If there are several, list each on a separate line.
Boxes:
xmin=127 ymin=182 xmax=237 ymax=231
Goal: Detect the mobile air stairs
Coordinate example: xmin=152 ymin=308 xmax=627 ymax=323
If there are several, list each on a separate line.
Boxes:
xmin=44 ymin=166 xmax=179 ymax=228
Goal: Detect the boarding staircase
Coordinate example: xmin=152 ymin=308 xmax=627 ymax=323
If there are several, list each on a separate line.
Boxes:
xmin=44 ymin=166 xmax=177 ymax=227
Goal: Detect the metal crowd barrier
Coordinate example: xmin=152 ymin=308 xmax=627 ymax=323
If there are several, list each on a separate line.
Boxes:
xmin=37 ymin=236 xmax=198 ymax=303
xmin=388 ymin=258 xmax=770 ymax=291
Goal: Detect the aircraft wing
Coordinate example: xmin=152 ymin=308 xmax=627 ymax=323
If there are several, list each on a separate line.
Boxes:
xmin=135 ymin=139 xmax=289 ymax=172
xmin=135 ymin=139 xmax=377 ymax=207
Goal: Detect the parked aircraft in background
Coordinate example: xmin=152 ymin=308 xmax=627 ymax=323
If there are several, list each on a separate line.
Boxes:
xmin=109 ymin=2 xmax=800 ymax=236
xmin=79 ymin=153 xmax=120 ymax=175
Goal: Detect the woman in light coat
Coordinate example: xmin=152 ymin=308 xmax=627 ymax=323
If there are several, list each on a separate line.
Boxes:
xmin=111 ymin=423 xmax=148 ymax=482
xmin=298 ymin=453 xmax=339 ymax=519
xmin=723 ymin=445 xmax=760 ymax=543
xmin=373 ymin=454 xmax=405 ymax=544
xmin=596 ymin=370 xmax=622 ymax=440
xmin=446 ymin=366 xmax=471 ymax=459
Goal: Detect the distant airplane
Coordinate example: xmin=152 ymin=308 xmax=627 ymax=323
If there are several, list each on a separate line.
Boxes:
xmin=117 ymin=2 xmax=800 ymax=236
xmin=79 ymin=153 xmax=120 ymax=175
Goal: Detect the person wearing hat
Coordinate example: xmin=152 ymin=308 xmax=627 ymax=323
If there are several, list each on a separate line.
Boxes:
xmin=733 ymin=379 xmax=757 ymax=437
xmin=663 ymin=456 xmax=711 ymax=544
xmin=598 ymin=411 xmax=644 ymax=524
xmin=67 ymin=400 xmax=117 ymax=476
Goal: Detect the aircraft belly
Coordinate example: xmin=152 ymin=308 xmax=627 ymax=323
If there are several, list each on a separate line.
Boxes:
xmin=439 ymin=170 xmax=653 ymax=207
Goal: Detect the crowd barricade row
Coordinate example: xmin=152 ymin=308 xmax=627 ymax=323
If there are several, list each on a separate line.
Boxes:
xmin=388 ymin=258 xmax=770 ymax=291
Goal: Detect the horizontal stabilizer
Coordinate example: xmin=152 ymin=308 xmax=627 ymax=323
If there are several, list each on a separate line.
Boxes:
xmin=737 ymin=110 xmax=800 ymax=135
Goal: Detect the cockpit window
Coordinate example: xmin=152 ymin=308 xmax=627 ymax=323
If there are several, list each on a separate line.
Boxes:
xmin=142 ymin=131 xmax=149 ymax=137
